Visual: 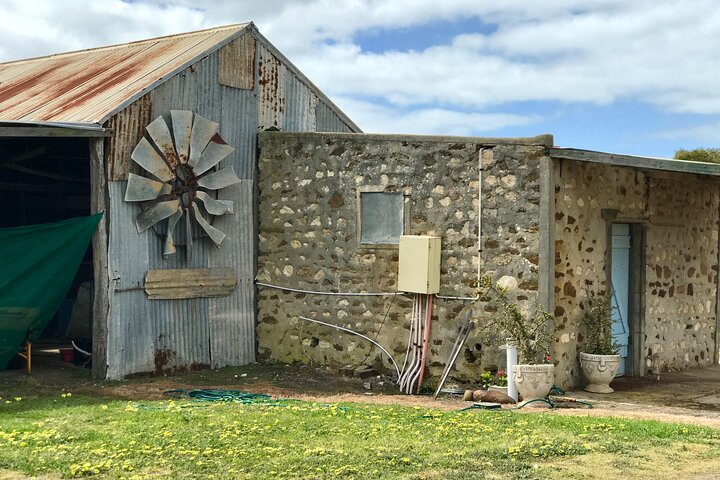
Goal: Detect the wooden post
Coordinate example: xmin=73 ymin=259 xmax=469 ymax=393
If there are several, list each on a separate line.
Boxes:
xmin=90 ymin=138 xmax=109 ymax=379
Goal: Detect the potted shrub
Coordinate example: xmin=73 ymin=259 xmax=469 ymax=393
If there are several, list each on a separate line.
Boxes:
xmin=488 ymin=369 xmax=508 ymax=396
xmin=480 ymin=277 xmax=554 ymax=405
xmin=579 ymin=293 xmax=621 ymax=393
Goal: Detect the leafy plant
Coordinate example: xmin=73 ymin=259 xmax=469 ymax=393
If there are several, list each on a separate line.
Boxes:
xmin=494 ymin=370 xmax=508 ymax=387
xmin=581 ymin=293 xmax=620 ymax=355
xmin=480 ymin=370 xmax=494 ymax=389
xmin=478 ymin=276 xmax=553 ymax=364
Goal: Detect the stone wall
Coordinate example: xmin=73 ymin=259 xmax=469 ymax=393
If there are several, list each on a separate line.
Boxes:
xmin=257 ymin=132 xmax=552 ymax=386
xmin=554 ymin=159 xmax=719 ymax=388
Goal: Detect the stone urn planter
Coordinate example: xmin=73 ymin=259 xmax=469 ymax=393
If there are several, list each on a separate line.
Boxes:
xmin=512 ymin=364 xmax=554 ymax=405
xmin=580 ymin=352 xmax=621 ymax=393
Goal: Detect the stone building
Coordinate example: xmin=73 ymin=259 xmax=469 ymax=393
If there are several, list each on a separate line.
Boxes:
xmin=256 ymin=131 xmax=720 ymax=389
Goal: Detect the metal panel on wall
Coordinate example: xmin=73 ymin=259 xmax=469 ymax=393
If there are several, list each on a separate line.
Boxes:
xmin=316 ymin=100 xmax=354 ymax=133
xmin=207 ymin=82 xmax=258 ymax=367
xmin=106 ymin=182 xmax=154 ymax=379
xmin=284 ymin=73 xmax=317 ymax=132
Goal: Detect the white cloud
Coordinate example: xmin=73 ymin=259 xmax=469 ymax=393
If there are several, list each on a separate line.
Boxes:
xmin=657 ymin=120 xmax=720 ymax=143
xmin=1 ymin=0 xmax=720 ymax=137
xmin=333 ymin=97 xmax=539 ymax=136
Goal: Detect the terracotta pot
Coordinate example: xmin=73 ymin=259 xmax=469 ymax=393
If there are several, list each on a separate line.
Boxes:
xmin=512 ymin=364 xmax=554 ymax=405
xmin=580 ymin=352 xmax=621 ymax=393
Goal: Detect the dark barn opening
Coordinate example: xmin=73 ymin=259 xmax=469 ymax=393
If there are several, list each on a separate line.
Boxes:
xmin=0 ymin=136 xmax=93 ymax=369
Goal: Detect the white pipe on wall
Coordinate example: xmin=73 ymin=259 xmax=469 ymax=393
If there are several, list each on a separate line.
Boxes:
xmin=504 ymin=342 xmax=519 ymax=401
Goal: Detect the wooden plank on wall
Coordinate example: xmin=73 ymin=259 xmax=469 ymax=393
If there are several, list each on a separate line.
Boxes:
xmin=106 ymin=93 xmax=153 ymax=181
xmin=145 ymin=268 xmax=237 ymax=300
xmin=218 ymin=33 xmax=256 ymax=90
xmin=90 ymin=138 xmax=109 ymax=379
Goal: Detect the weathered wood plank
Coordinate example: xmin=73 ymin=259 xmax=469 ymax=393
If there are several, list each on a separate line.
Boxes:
xmin=145 ymin=268 xmax=237 ymax=300
xmin=218 ymin=33 xmax=255 ymax=90
xmin=90 ymin=138 xmax=109 ymax=379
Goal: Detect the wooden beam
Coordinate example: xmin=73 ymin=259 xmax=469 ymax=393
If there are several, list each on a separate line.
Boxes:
xmin=550 ymin=147 xmax=720 ymax=177
xmin=90 ymin=138 xmax=109 ymax=380
xmin=0 ymin=127 xmax=111 ymax=138
xmin=145 ymin=268 xmax=237 ymax=300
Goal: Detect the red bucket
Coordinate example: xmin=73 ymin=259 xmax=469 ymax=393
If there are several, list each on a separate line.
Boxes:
xmin=59 ymin=347 xmax=74 ymax=363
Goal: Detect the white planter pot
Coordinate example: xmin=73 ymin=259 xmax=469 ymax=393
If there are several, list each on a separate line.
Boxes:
xmin=512 ymin=364 xmax=554 ymax=405
xmin=580 ymin=352 xmax=621 ymax=393
xmin=488 ymin=385 xmax=508 ymax=396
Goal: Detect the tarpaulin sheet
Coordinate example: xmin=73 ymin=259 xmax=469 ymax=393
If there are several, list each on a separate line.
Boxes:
xmin=0 ymin=213 xmax=102 ymax=370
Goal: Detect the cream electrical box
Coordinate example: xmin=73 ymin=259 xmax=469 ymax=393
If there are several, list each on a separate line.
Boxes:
xmin=397 ymin=235 xmax=441 ymax=294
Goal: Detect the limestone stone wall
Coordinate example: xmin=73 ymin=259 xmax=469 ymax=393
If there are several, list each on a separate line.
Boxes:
xmin=554 ymin=159 xmax=719 ymax=388
xmin=257 ymin=132 xmax=551 ymax=385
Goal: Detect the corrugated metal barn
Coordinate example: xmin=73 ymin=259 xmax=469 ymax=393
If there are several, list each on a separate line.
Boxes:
xmin=0 ymin=23 xmax=359 ymax=379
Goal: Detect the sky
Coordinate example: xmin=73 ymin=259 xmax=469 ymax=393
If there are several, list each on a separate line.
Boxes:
xmin=1 ymin=0 xmax=719 ymax=158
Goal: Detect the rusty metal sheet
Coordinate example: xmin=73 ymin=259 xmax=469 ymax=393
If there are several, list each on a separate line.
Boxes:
xmin=195 ymin=191 xmax=233 ymax=215
xmin=171 ymin=110 xmax=193 ymax=164
xmin=197 ymin=165 xmax=241 ymax=190
xmin=144 ymin=268 xmax=236 ymax=300
xmin=191 ymin=203 xmax=226 ymax=246
xmin=125 ymin=173 xmax=170 ymax=201
xmin=136 ymin=199 xmax=180 ymax=233
xmin=257 ymin=44 xmax=286 ymax=130
xmin=107 ymin=93 xmax=153 ymax=181
xmin=131 ymin=136 xmax=175 ymax=182
xmin=0 ymin=25 xmax=250 ymax=124
xmin=218 ymin=33 xmax=255 ymax=90
xmin=193 ymin=141 xmax=235 ymax=175
xmin=188 ymin=114 xmax=218 ymax=168
xmin=146 ymin=116 xmax=178 ymax=168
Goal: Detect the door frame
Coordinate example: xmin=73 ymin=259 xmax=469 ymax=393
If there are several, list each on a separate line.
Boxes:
xmin=601 ymin=209 xmax=646 ymax=377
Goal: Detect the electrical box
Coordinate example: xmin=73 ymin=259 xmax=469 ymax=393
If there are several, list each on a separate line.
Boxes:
xmin=397 ymin=235 xmax=441 ymax=294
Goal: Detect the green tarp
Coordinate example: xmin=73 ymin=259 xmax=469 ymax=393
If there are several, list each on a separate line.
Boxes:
xmin=0 ymin=213 xmax=102 ymax=370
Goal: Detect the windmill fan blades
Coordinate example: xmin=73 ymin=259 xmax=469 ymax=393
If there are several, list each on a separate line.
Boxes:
xmin=188 ymin=114 xmax=219 ymax=168
xmin=163 ymin=207 xmax=183 ymax=257
xmin=192 ymin=203 xmax=226 ymax=246
xmin=146 ymin=116 xmax=179 ymax=168
xmin=193 ymin=142 xmax=235 ymax=176
xmin=171 ymin=110 xmax=193 ymax=164
xmin=136 ymin=200 xmax=181 ymax=233
xmin=125 ymin=173 xmax=170 ymax=202
xmin=197 ymin=166 xmax=241 ymax=190
xmin=195 ymin=191 xmax=233 ymax=215
xmin=131 ymin=137 xmax=175 ymax=182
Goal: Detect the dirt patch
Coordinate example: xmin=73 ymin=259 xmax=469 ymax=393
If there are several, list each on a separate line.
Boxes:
xmin=4 ymin=356 xmax=720 ymax=428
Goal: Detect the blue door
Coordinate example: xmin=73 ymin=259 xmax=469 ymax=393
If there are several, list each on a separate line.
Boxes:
xmin=611 ymin=223 xmax=631 ymax=376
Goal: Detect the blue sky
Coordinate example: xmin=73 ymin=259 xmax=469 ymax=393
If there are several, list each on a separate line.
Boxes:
xmin=1 ymin=0 xmax=719 ymax=158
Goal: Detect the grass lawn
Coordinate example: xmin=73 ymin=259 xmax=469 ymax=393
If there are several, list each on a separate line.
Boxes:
xmin=1 ymin=391 xmax=720 ymax=479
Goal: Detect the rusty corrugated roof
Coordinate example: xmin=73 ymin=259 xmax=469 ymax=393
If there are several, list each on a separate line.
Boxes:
xmin=0 ymin=24 xmax=251 ymax=125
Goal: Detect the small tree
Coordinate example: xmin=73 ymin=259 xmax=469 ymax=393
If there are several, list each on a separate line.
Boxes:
xmin=674 ymin=148 xmax=720 ymax=164
xmin=580 ymin=293 xmax=620 ymax=355
xmin=479 ymin=276 xmax=553 ymax=364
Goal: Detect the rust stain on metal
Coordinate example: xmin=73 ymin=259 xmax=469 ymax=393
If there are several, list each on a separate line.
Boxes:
xmin=107 ymin=94 xmax=153 ymax=181
xmin=0 ymin=24 xmax=249 ymax=123
xmin=218 ymin=33 xmax=255 ymax=90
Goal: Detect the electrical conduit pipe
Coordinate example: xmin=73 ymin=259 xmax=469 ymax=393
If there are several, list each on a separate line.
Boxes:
xmin=416 ymin=294 xmax=434 ymax=393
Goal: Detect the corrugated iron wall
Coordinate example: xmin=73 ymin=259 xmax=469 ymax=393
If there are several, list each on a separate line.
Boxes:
xmin=104 ymin=32 xmax=356 ymax=379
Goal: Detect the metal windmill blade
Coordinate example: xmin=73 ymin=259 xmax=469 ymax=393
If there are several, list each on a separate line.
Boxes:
xmin=125 ymin=111 xmax=240 ymax=258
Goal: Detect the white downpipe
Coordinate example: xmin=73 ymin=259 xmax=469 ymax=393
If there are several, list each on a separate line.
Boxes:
xmin=477 ymin=147 xmax=483 ymax=289
xmin=504 ymin=342 xmax=519 ymax=401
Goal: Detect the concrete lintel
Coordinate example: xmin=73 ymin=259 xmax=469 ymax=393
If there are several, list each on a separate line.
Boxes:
xmin=259 ymin=130 xmax=554 ymax=147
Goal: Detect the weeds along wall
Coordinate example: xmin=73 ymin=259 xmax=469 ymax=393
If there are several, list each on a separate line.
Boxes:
xmin=256 ymin=132 xmax=553 ymax=385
